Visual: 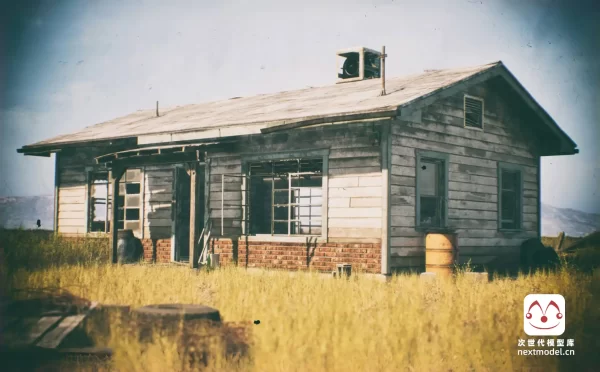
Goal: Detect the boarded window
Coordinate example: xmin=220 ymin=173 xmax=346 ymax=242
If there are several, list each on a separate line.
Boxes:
xmin=88 ymin=171 xmax=110 ymax=232
xmin=248 ymin=158 xmax=323 ymax=236
xmin=416 ymin=152 xmax=448 ymax=228
xmin=498 ymin=165 xmax=523 ymax=230
xmin=464 ymin=95 xmax=484 ymax=129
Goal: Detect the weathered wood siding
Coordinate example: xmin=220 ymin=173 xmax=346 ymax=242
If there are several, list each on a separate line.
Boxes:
xmin=390 ymin=81 xmax=540 ymax=270
xmin=57 ymin=165 xmax=87 ymax=235
xmin=143 ymin=165 xmax=174 ymax=240
xmin=56 ymin=148 xmax=104 ymax=235
xmin=207 ymin=122 xmax=384 ymax=243
xmin=55 ymin=146 xmax=173 ymax=241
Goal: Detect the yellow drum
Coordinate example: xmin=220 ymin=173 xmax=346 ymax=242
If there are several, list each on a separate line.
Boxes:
xmin=425 ymin=233 xmax=458 ymax=276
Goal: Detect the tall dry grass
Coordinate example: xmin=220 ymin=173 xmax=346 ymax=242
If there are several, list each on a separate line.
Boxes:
xmin=2 ymin=230 xmax=599 ymax=371
xmin=5 ymin=265 xmax=599 ymax=371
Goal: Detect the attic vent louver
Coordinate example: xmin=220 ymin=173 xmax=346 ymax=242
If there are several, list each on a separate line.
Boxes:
xmin=464 ymin=95 xmax=484 ymax=129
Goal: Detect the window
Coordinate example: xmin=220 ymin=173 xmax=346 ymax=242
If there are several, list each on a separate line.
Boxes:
xmin=88 ymin=171 xmax=110 ymax=232
xmin=416 ymin=151 xmax=448 ymax=228
xmin=464 ymin=95 xmax=484 ymax=129
xmin=498 ymin=163 xmax=523 ymax=230
xmin=87 ymin=168 xmax=143 ymax=233
xmin=248 ymin=158 xmax=323 ymax=236
xmin=118 ymin=169 xmax=142 ymax=232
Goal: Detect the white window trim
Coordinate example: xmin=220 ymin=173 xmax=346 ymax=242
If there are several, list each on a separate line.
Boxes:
xmin=464 ymin=94 xmax=485 ymax=131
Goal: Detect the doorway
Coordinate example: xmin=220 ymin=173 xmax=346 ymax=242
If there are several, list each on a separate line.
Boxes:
xmin=173 ymin=167 xmax=191 ymax=262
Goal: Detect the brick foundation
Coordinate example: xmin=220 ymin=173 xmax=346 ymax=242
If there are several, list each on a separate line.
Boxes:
xmin=141 ymin=239 xmax=172 ymax=263
xmin=210 ymin=239 xmax=382 ymax=273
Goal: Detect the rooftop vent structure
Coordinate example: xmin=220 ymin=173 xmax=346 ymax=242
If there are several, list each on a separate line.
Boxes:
xmin=336 ymin=47 xmax=381 ymax=83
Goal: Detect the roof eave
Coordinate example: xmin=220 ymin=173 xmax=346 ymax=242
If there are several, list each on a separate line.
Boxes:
xmin=495 ymin=66 xmax=579 ymax=153
xmin=17 ymin=137 xmax=139 ymax=156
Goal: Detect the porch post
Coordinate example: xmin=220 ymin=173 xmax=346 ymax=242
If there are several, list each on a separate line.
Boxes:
xmin=110 ymin=166 xmax=125 ymax=264
xmin=189 ymin=163 xmax=199 ymax=268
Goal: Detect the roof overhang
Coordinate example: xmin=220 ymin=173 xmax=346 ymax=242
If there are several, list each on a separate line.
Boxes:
xmin=17 ymin=137 xmax=138 ymax=157
xmin=496 ymin=66 xmax=578 ymax=155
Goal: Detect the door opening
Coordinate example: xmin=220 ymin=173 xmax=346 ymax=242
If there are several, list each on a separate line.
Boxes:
xmin=174 ymin=167 xmax=191 ymax=262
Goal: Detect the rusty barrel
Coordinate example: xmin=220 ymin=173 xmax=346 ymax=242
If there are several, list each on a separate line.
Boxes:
xmin=425 ymin=233 xmax=458 ymax=276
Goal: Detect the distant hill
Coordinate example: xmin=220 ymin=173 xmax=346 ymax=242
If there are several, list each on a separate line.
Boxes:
xmin=541 ymin=203 xmax=600 ymax=237
xmin=0 ymin=196 xmax=598 ymax=237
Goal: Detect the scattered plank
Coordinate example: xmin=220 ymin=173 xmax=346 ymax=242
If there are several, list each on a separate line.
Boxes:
xmin=36 ymin=302 xmax=97 ymax=349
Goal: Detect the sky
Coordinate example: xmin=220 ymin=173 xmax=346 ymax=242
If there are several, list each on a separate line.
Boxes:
xmin=1 ymin=0 xmax=599 ymax=213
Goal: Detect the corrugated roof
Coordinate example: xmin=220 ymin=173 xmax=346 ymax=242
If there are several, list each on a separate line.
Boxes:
xmin=21 ymin=61 xmax=501 ymax=150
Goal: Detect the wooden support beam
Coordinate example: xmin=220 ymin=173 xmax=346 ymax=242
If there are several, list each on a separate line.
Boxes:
xmin=380 ymin=123 xmax=391 ymax=275
xmin=109 ymin=152 xmax=201 ymax=168
xmin=53 ymin=153 xmax=60 ymax=234
xmin=189 ymin=163 xmax=199 ymax=268
xmin=110 ymin=167 xmax=126 ymax=264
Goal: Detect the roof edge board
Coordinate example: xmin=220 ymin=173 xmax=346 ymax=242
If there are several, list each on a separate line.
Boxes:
xmin=17 ymin=137 xmax=138 ymax=154
xmin=260 ymin=107 xmax=401 ymax=134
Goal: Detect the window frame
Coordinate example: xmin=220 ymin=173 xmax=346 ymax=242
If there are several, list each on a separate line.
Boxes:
xmin=415 ymin=150 xmax=449 ymax=230
xmin=86 ymin=169 xmax=110 ymax=234
xmin=241 ymin=149 xmax=329 ymax=241
xmin=118 ymin=168 xmax=143 ymax=234
xmin=85 ymin=167 xmax=144 ymax=236
xmin=464 ymin=94 xmax=485 ymax=131
xmin=497 ymin=162 xmax=524 ymax=232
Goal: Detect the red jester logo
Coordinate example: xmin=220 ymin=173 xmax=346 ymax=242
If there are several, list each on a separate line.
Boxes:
xmin=523 ymin=294 xmax=565 ymax=336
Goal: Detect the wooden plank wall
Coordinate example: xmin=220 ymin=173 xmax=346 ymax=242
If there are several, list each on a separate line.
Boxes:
xmin=390 ymin=82 xmax=539 ymax=270
xmin=55 ymin=146 xmax=175 ymax=240
xmin=207 ymin=122 xmax=383 ymax=243
xmin=143 ymin=165 xmax=174 ymax=240
xmin=56 ymin=148 xmax=101 ymax=235
xmin=56 ymin=166 xmax=87 ymax=235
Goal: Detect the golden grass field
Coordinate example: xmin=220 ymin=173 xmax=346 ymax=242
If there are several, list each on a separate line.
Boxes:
xmin=1 ymin=230 xmax=599 ymax=372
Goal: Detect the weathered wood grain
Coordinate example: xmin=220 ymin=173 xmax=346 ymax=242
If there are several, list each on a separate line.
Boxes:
xmin=328 ymin=218 xmax=381 ymax=228
xmin=328 ymin=207 xmax=381 ymax=218
xmin=390 ymin=175 xmax=415 ymax=187
xmin=328 ymin=197 xmax=351 ymax=208
xmin=328 ymin=186 xmax=381 ymax=198
xmin=328 ymin=227 xmax=382 ymax=238
xmin=390 ymin=205 xmax=416 ymax=217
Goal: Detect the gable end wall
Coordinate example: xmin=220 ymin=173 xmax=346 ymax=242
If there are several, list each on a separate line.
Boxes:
xmin=389 ymin=81 xmax=540 ymax=271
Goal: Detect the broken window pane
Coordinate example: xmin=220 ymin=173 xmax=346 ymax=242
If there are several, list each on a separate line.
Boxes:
xmin=126 ymin=183 xmax=141 ymax=195
xmin=125 ymin=208 xmax=140 ymax=220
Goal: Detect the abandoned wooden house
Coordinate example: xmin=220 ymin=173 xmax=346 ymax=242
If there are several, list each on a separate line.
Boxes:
xmin=18 ymin=47 xmax=578 ymax=274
